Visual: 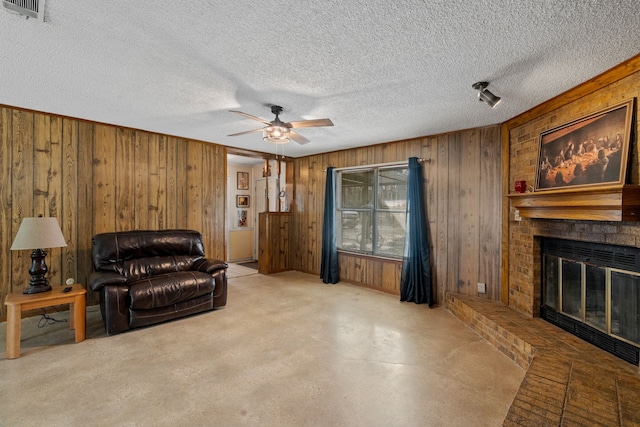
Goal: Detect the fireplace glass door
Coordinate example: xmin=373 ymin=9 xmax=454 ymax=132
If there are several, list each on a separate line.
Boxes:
xmin=541 ymin=238 xmax=640 ymax=364
xmin=544 ymin=256 xmax=640 ymax=347
xmin=611 ymin=270 xmax=640 ymax=346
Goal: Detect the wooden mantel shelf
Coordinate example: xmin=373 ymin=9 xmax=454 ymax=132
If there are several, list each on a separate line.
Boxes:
xmin=507 ymin=185 xmax=640 ymax=221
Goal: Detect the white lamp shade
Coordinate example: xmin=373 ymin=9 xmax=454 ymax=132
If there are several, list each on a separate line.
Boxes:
xmin=10 ymin=217 xmax=67 ymax=250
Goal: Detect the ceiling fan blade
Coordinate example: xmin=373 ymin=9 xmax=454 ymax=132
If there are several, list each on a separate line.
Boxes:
xmin=229 ymin=110 xmax=271 ymax=125
xmin=290 ymin=130 xmax=310 ymax=145
xmin=227 ymin=128 xmax=264 ymax=137
xmin=286 ymin=118 xmax=334 ymax=128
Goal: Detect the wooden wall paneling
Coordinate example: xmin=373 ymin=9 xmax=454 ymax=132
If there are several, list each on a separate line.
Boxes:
xmin=155 ymin=135 xmax=168 ymax=231
xmin=200 ymin=143 xmax=226 ymax=261
xmin=458 ymin=130 xmax=481 ymax=295
xmin=0 ymin=107 xmax=12 ymax=316
xmin=435 ymin=134 xmax=450 ymax=303
xmin=11 ymin=110 xmax=34 ymax=294
xmin=115 ymin=128 xmax=135 ymax=232
xmin=291 ymin=159 xmax=301 ymax=270
xmin=76 ymin=122 xmax=94 ymax=299
xmin=147 ymin=134 xmax=162 ymax=229
xmin=309 ymin=156 xmax=320 ymax=271
xmin=479 ymin=126 xmax=501 ymax=300
xmin=92 ymin=124 xmax=116 ymax=234
xmin=46 ymin=114 xmax=64 ymax=286
xmin=134 ymin=131 xmax=150 ymax=230
xmin=61 ymin=118 xmax=78 ymax=286
xmin=216 ymin=145 xmax=227 ymax=260
xmin=201 ymin=144 xmax=216 ymax=258
xmin=33 ymin=113 xmax=52 ymax=216
xmin=258 ymin=212 xmax=291 ymax=273
xmin=186 ymin=141 xmax=202 ymax=233
xmin=446 ymin=133 xmax=461 ymax=295
xmin=382 ymin=261 xmax=397 ymax=293
xmin=296 ymin=157 xmax=309 ymax=271
xmin=175 ymin=138 xmax=189 ymax=230
xmin=395 ymin=141 xmax=408 ymax=161
xmin=371 ymin=258 xmax=383 ymax=290
xmin=303 ymin=157 xmax=313 ymax=271
xmin=165 ymin=136 xmax=179 ymax=229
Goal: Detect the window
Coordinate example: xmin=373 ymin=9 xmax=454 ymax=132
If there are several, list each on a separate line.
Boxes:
xmin=336 ymin=165 xmax=408 ymax=258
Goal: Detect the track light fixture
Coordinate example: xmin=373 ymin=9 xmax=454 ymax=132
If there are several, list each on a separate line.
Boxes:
xmin=472 ymin=81 xmax=501 ymax=108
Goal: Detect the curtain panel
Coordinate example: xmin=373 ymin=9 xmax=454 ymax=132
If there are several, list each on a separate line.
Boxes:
xmin=400 ymin=157 xmax=432 ymax=306
xmin=320 ymin=167 xmax=339 ymax=284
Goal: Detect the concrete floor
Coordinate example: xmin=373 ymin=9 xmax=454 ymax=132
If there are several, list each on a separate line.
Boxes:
xmin=0 ymin=265 xmax=524 ymax=426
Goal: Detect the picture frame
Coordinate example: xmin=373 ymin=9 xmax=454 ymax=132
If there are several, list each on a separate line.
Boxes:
xmin=534 ymin=99 xmax=634 ymax=192
xmin=236 ymin=195 xmax=250 ymax=208
xmin=237 ymin=209 xmax=248 ymax=227
xmin=237 ymin=172 xmax=249 ymax=190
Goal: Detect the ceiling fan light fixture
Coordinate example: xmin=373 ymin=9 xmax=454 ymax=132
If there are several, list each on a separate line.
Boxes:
xmin=263 ymin=125 xmax=290 ymax=144
xmin=472 ymin=81 xmax=501 ymax=108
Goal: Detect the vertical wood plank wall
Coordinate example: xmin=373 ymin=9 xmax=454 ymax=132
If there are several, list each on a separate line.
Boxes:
xmin=292 ymin=126 xmax=502 ymax=303
xmin=258 ymin=212 xmax=292 ymax=274
xmin=0 ymin=105 xmax=226 ymax=318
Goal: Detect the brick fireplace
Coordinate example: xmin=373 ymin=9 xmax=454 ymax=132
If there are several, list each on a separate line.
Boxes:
xmin=506 ymin=68 xmax=640 ymax=318
xmin=505 ymin=66 xmax=640 ymax=367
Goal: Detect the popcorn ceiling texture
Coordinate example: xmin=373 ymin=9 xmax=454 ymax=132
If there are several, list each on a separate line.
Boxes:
xmin=1 ymin=1 xmax=639 ymax=157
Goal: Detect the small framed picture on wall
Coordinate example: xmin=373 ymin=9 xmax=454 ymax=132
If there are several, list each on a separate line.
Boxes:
xmin=237 ymin=209 xmax=248 ymax=227
xmin=237 ymin=172 xmax=249 ymax=190
xmin=236 ymin=195 xmax=250 ymax=207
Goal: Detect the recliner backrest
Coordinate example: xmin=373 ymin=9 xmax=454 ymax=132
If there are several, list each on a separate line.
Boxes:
xmin=92 ymin=230 xmax=206 ymax=280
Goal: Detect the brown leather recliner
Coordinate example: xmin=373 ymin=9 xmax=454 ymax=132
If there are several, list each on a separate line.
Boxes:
xmin=89 ymin=229 xmax=227 ymax=335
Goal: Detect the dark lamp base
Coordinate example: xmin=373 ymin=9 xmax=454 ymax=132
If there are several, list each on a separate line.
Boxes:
xmin=23 ymin=248 xmax=52 ymax=294
xmin=23 ymin=284 xmax=52 ymax=294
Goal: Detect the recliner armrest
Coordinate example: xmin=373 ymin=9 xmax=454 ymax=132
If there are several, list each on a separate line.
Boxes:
xmin=90 ymin=271 xmax=128 ymax=292
xmin=192 ymin=258 xmax=228 ymax=274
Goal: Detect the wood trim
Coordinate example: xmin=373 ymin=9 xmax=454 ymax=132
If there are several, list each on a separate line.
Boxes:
xmin=336 ymin=250 xmax=403 ymax=265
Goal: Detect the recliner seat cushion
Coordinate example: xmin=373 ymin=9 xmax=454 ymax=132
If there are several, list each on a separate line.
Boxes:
xmin=128 ymin=271 xmax=215 ymax=310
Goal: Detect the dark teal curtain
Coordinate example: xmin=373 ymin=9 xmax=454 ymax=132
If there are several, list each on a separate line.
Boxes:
xmin=400 ymin=157 xmax=432 ymax=306
xmin=320 ymin=167 xmax=339 ymax=284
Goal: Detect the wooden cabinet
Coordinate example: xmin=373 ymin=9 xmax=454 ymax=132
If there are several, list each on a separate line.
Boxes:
xmin=258 ymin=212 xmax=292 ymax=274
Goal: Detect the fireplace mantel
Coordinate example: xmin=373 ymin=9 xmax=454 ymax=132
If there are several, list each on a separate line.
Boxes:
xmin=508 ymin=185 xmax=640 ymax=221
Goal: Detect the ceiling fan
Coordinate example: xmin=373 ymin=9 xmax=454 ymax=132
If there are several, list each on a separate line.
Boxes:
xmin=227 ymin=105 xmax=333 ymax=145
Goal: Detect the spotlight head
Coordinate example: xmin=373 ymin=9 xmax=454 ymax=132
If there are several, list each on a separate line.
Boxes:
xmin=472 ymin=81 xmax=501 ymax=108
xmin=472 ymin=81 xmax=488 ymax=91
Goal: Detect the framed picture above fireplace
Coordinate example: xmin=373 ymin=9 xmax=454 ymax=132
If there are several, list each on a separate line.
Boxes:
xmin=534 ymin=98 xmax=634 ymax=192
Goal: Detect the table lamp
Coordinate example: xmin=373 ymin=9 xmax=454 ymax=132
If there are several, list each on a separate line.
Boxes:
xmin=10 ymin=216 xmax=67 ymax=294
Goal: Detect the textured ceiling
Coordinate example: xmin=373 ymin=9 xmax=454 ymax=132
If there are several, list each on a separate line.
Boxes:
xmin=1 ymin=1 xmax=639 ymax=158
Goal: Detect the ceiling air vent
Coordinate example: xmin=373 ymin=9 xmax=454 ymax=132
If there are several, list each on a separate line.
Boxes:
xmin=2 ymin=0 xmax=44 ymax=20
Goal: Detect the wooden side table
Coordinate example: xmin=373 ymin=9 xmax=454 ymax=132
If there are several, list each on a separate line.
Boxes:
xmin=4 ymin=284 xmax=87 ymax=359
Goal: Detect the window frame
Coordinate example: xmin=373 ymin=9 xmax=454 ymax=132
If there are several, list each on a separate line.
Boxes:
xmin=335 ymin=163 xmax=408 ymax=259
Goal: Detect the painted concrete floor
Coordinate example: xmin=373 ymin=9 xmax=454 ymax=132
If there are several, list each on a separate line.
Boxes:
xmin=0 ymin=266 xmax=524 ymax=426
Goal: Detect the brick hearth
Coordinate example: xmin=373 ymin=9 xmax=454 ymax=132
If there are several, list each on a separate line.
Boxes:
xmin=446 ymin=292 xmax=640 ymax=426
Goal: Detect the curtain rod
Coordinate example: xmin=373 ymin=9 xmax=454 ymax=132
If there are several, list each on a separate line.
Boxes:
xmin=326 ymin=158 xmax=430 ymax=172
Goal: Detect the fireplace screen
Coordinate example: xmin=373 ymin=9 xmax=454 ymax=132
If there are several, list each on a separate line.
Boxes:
xmin=541 ymin=238 xmax=640 ymax=364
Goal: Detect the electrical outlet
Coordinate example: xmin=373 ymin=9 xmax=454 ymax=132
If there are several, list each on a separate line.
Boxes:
xmin=65 ymin=278 xmax=75 ymax=285
xmin=477 ymin=282 xmax=486 ymax=294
